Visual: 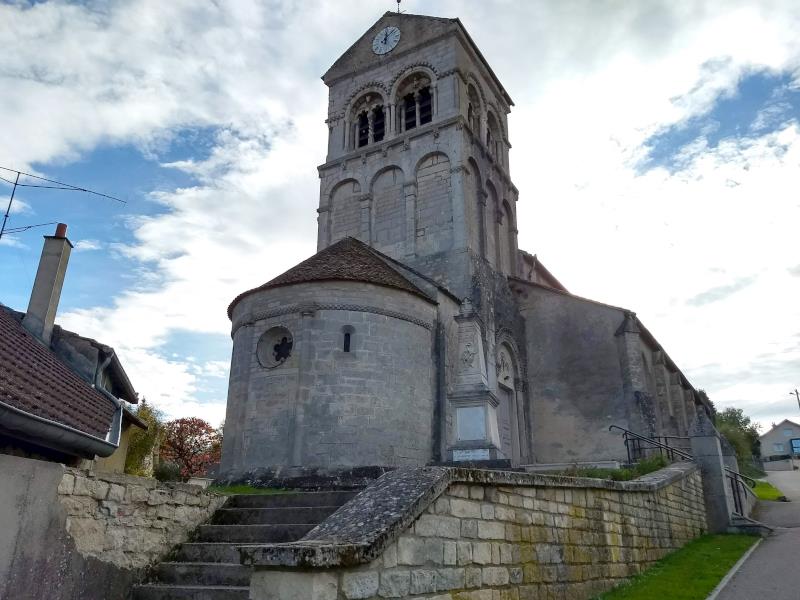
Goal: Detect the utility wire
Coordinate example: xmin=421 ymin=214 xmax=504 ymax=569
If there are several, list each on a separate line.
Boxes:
xmin=0 ymin=166 xmax=126 ymax=241
xmin=0 ymin=167 xmax=126 ymax=204
xmin=3 ymin=221 xmax=58 ymax=234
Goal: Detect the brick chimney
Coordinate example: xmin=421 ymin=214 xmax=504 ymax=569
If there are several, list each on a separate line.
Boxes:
xmin=22 ymin=223 xmax=73 ymax=345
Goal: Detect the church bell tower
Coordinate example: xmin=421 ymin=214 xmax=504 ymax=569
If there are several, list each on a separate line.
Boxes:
xmin=317 ymin=12 xmax=520 ymax=299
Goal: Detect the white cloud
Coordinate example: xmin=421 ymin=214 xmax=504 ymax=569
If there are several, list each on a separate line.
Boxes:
xmin=73 ymin=239 xmax=102 ymax=251
xmin=6 ymin=198 xmax=32 ymax=215
xmin=0 ymin=236 xmax=25 ymax=249
xmin=199 ymin=361 xmax=230 ymax=379
xmin=1 ymin=0 xmax=799 ymax=432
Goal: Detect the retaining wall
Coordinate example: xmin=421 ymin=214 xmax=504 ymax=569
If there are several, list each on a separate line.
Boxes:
xmin=0 ymin=453 xmax=223 ymax=600
xmin=243 ymin=463 xmax=706 ymax=600
xmin=58 ymin=467 xmax=225 ymax=569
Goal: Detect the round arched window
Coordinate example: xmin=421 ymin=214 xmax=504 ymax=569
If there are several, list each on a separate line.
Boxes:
xmin=257 ymin=326 xmax=294 ymax=369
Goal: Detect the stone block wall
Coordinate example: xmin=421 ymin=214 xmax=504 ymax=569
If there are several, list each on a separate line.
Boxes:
xmin=222 ymin=280 xmax=438 ymax=475
xmin=58 ymin=468 xmax=225 ymax=569
xmin=246 ymin=464 xmax=706 ymax=600
xmin=0 ymin=453 xmax=224 ymax=600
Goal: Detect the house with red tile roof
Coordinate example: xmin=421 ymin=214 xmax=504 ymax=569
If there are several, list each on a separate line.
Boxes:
xmin=0 ymin=224 xmax=145 ymax=468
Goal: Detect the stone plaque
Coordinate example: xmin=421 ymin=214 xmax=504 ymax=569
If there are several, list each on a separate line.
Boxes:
xmin=452 ymin=448 xmax=490 ymax=462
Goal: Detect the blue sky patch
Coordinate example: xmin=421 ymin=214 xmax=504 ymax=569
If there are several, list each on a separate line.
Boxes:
xmin=0 ymin=136 xmax=211 ymax=314
xmin=640 ymin=70 xmax=800 ymax=172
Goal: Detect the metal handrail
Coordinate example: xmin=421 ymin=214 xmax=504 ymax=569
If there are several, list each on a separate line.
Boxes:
xmin=608 ymin=425 xmax=693 ymax=461
xmin=725 ymin=467 xmax=756 ymax=488
xmin=609 ymin=425 xmax=757 ymax=487
xmin=610 ymin=425 xmax=758 ymax=516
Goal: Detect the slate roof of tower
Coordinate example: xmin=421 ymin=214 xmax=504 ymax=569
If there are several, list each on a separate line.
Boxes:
xmin=228 ymin=237 xmax=434 ymax=317
xmin=0 ymin=305 xmax=115 ymax=439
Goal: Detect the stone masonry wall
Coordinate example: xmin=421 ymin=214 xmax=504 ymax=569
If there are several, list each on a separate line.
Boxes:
xmin=248 ymin=464 xmax=706 ymax=600
xmin=0 ymin=453 xmax=224 ymax=600
xmin=58 ymin=468 xmax=225 ymax=569
xmin=222 ymin=281 xmax=437 ymax=475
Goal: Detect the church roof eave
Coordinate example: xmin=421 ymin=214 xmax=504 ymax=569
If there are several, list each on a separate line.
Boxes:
xmin=227 ymin=237 xmax=436 ymax=319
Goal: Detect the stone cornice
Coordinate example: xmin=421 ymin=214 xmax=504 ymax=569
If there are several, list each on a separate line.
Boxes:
xmin=232 ymin=302 xmax=434 ymax=336
xmin=318 ymin=115 xmax=516 ymax=190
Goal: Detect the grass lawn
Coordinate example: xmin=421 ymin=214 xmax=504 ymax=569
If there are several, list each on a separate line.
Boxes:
xmin=753 ymin=480 xmax=785 ymax=501
xmin=207 ymin=484 xmax=294 ymax=495
xmin=595 ymin=534 xmax=758 ymax=600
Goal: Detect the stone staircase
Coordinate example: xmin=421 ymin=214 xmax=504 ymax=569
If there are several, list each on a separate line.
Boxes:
xmin=132 ymin=490 xmax=359 ymax=600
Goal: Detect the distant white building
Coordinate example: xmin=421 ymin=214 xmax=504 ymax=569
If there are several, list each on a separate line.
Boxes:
xmin=759 ymin=419 xmax=800 ymax=470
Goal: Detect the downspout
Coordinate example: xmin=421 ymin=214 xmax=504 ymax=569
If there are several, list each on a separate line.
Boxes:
xmin=95 ymin=350 xmax=114 ymax=389
xmin=96 ymin=386 xmax=124 ymax=448
xmin=94 ymin=349 xmax=124 ymax=448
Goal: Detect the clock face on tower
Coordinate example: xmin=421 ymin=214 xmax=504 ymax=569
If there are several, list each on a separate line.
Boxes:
xmin=372 ymin=26 xmax=401 ymax=55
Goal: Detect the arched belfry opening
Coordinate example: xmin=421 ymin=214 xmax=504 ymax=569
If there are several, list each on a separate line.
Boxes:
xmin=466 ymin=84 xmax=481 ymax=135
xmin=396 ymin=73 xmax=433 ymax=133
xmin=349 ymin=93 xmax=386 ymax=150
xmin=486 ymin=111 xmax=501 ymax=161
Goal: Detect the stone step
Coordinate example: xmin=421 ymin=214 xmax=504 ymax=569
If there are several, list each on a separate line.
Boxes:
xmin=224 ymin=490 xmax=359 ymax=509
xmin=132 ymin=584 xmax=249 ymax=600
xmin=195 ymin=523 xmax=316 ymax=543
xmin=155 ymin=562 xmax=251 ymax=587
xmin=211 ymin=505 xmax=339 ymax=525
xmin=175 ymin=543 xmax=241 ymax=564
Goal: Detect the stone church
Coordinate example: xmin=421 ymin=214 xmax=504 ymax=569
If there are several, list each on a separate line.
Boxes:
xmin=220 ymin=12 xmax=711 ymax=478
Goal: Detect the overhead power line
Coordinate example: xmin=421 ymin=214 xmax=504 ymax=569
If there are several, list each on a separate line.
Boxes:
xmin=0 ymin=166 xmax=126 ymax=241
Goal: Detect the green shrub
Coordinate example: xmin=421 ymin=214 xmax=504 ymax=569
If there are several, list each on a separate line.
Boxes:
xmin=153 ymin=461 xmax=182 ymax=482
xmin=124 ymin=400 xmax=164 ymax=476
xmin=563 ymin=454 xmax=669 ymax=482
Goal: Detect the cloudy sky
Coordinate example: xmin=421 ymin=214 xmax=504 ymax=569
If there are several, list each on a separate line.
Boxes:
xmin=1 ymin=0 xmax=798 ymax=432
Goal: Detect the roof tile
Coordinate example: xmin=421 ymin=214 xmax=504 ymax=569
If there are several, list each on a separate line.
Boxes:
xmin=0 ymin=308 xmax=114 ymax=439
xmin=228 ymin=237 xmax=432 ymax=317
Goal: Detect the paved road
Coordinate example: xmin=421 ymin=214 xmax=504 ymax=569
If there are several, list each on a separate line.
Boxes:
xmin=716 ymin=469 xmax=800 ymax=600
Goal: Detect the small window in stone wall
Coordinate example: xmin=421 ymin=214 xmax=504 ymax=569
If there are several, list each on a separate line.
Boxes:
xmin=257 ymin=326 xmax=293 ymax=368
xmin=342 ymin=325 xmax=355 ymax=353
xmin=774 ymin=442 xmax=785 ymax=452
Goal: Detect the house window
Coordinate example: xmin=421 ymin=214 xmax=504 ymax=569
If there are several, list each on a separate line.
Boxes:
xmin=784 ymin=428 xmax=794 ymax=437
xmin=773 ymin=442 xmax=784 ymax=452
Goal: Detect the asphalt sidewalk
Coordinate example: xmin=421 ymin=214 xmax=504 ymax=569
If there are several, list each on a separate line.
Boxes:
xmin=715 ymin=470 xmax=800 ymax=600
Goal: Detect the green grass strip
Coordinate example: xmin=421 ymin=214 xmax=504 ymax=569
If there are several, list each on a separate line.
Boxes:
xmin=596 ymin=534 xmax=758 ymax=600
xmin=752 ymin=480 xmax=784 ymax=501
xmin=207 ymin=484 xmax=294 ymax=495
